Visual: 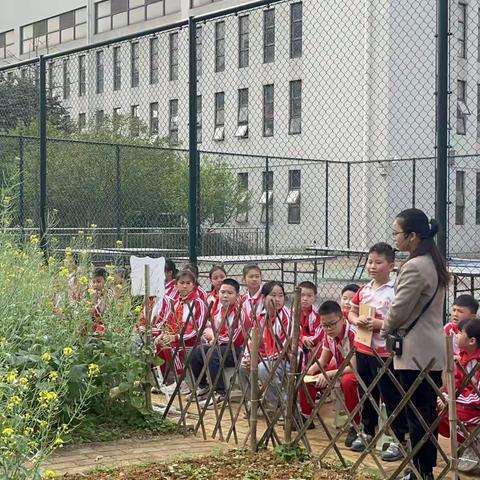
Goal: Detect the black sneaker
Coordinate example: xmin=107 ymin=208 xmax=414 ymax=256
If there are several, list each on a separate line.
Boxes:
xmin=344 ymin=426 xmax=357 ymax=448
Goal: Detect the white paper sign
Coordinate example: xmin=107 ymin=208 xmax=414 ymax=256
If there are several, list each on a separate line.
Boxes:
xmin=129 ymin=256 xmax=165 ymax=297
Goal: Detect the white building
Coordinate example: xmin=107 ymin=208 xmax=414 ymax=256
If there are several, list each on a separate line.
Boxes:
xmin=1 ymin=0 xmax=479 ymax=256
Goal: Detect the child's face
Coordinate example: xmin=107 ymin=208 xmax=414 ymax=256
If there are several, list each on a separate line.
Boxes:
xmin=211 ymin=270 xmax=226 ymax=290
xmin=457 ymin=329 xmax=476 ymax=351
xmin=265 ymin=285 xmax=285 ymax=314
xmin=92 ymin=276 xmax=105 ymax=292
xmin=340 ymin=290 xmax=355 ymax=312
xmin=219 ymin=284 xmax=238 ymax=307
xmin=243 ymin=269 xmax=262 ymax=292
xmin=300 ymin=287 xmax=316 ymax=310
xmin=367 ymin=252 xmax=393 ymax=282
xmin=320 ymin=313 xmax=344 ymax=338
xmin=451 ymin=305 xmax=475 ymax=325
xmin=165 ymin=270 xmax=174 ymax=282
xmin=177 ymin=276 xmax=195 ymax=298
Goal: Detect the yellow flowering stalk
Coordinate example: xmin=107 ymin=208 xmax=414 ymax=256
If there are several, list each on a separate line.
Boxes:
xmin=41 ymin=470 xmax=56 ymax=479
xmin=87 ymin=363 xmax=100 ymax=378
xmin=58 ymin=267 xmax=69 ymax=278
xmin=41 ymin=352 xmax=52 ymax=363
xmin=48 ymin=371 xmax=59 ymax=382
xmin=30 ymin=234 xmax=39 ymax=246
xmin=62 ymin=346 xmax=73 ymax=357
xmin=78 ymin=276 xmax=88 ymax=286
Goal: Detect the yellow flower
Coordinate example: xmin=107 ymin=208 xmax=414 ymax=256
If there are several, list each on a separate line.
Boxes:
xmin=134 ymin=305 xmax=142 ymax=315
xmin=78 ymin=276 xmax=88 ymax=286
xmin=7 ymin=395 xmax=21 ymax=410
xmin=19 ymin=377 xmax=28 ymax=387
xmin=87 ymin=287 xmax=95 ymax=295
xmin=39 ymin=420 xmax=48 ymax=429
xmin=5 ymin=369 xmax=18 ymax=384
xmin=38 ymin=391 xmax=58 ymax=407
xmin=115 ymin=240 xmax=123 ymax=248
xmin=42 ymin=470 xmax=56 ymax=479
xmin=86 ymin=236 xmax=93 ymax=242
xmin=30 ymin=234 xmax=39 ymax=246
xmin=115 ymin=284 xmax=123 ymax=290
xmin=90 ymin=223 xmax=97 ymax=229
xmin=3 ymin=195 xmax=12 ymax=206
xmin=2 ymin=427 xmax=14 ymax=438
xmin=52 ymin=437 xmax=64 ymax=447
xmin=78 ymin=229 xmax=84 ymax=235
xmin=48 ymin=371 xmax=59 ymax=382
xmin=65 ymin=247 xmax=72 ymax=257
xmin=0 ymin=337 xmax=8 ymax=348
xmin=87 ymin=363 xmax=100 ymax=378
xmin=106 ymin=275 xmax=114 ymax=283
xmin=24 ymin=427 xmax=34 ymax=436
xmin=48 ymin=256 xmax=56 ymax=265
xmin=22 ymin=413 xmax=31 ymax=421
xmin=58 ymin=267 xmax=69 ymax=278
xmin=63 ymin=346 xmax=73 ymax=357
xmin=41 ymin=352 xmax=52 ymax=363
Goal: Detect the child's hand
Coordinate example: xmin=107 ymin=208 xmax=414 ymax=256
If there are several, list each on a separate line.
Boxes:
xmin=203 ymin=328 xmax=214 ymax=343
xmin=303 ymin=337 xmax=313 ymax=349
xmin=316 ymin=375 xmax=330 ymax=389
xmin=437 ymin=393 xmax=448 ymax=411
xmin=157 ymin=333 xmax=175 ymax=346
xmin=357 ymin=315 xmax=369 ymax=327
xmin=307 ymin=364 xmax=319 ymax=375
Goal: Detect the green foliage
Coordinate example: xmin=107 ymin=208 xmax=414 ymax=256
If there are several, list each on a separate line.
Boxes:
xmin=273 ymin=444 xmax=310 ymax=463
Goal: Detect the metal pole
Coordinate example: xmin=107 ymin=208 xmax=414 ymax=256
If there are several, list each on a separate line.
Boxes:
xmin=115 ymin=144 xmax=122 ymax=241
xmin=412 ymin=158 xmax=416 ymax=208
xmin=325 ymin=162 xmax=329 ymax=248
xmin=18 ymin=136 xmax=25 ymax=236
xmin=39 ymin=56 xmax=48 ymax=260
xmin=436 ymin=0 xmax=449 ymax=258
xmin=265 ymin=156 xmax=270 ymax=255
xmin=346 ymin=163 xmax=351 ymax=249
xmin=188 ymin=16 xmax=198 ymax=263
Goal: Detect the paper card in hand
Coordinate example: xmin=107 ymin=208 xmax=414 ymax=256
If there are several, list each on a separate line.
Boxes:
xmin=303 ymin=374 xmax=320 ymax=384
xmin=355 ymin=303 xmax=376 ymax=347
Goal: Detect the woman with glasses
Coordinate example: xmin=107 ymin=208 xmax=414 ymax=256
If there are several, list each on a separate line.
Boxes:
xmin=384 ymin=208 xmax=448 ymax=480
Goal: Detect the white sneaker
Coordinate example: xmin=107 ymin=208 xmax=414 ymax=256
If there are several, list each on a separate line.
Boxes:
xmin=200 ymin=393 xmax=226 ymax=410
xmin=179 ymin=381 xmax=191 ymax=395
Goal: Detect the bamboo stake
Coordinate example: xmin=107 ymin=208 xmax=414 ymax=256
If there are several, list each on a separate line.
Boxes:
xmin=445 ymin=334 xmax=459 ymax=480
xmin=250 ymin=325 xmax=260 ymax=452
xmin=143 ymin=264 xmax=152 ymax=411
xmin=284 ymin=287 xmax=301 ymax=444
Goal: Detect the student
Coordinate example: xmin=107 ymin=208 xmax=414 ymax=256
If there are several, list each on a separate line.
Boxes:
xmin=241 ymin=264 xmax=263 ymax=320
xmin=205 ymin=265 xmax=227 ymax=316
xmin=190 ymin=278 xmax=250 ymax=408
xmin=444 ymin=295 xmax=479 ymax=354
xmin=165 ymin=259 xmax=179 ymax=299
xmin=349 ymin=242 xmax=408 ymax=461
xmin=300 ymin=301 xmax=359 ymax=443
xmin=297 ymin=281 xmax=323 ymax=354
xmin=439 ymin=318 xmax=480 ymax=444
xmin=183 ymin=262 xmax=208 ymax=301
xmin=239 ymin=281 xmax=291 ymax=414
xmin=340 ymin=284 xmax=360 ymax=321
xmin=90 ymin=266 xmax=108 ymax=336
xmin=153 ymin=270 xmax=206 ymax=393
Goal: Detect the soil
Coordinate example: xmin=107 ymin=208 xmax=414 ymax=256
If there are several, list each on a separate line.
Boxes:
xmin=67 ymin=449 xmax=370 ymax=480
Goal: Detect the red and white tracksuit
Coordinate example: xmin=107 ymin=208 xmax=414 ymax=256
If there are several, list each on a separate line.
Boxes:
xmin=241 ymin=287 xmax=264 ymax=323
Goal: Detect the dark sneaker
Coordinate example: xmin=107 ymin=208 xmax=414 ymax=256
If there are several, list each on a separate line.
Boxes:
xmin=344 ymin=426 xmax=358 ymax=448
xmin=350 ymin=433 xmax=373 ymax=452
xmin=381 ymin=442 xmax=405 ymax=462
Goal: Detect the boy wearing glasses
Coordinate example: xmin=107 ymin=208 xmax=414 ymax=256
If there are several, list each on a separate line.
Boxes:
xmin=298 ymin=301 xmax=359 ymax=443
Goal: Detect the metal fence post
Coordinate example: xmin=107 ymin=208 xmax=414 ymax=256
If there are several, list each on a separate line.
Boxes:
xmin=265 ymin=156 xmax=270 ymax=255
xmin=346 ymin=162 xmax=351 ymax=249
xmin=18 ymin=136 xmax=25 ymax=235
xmin=436 ymin=0 xmax=449 ymax=258
xmin=115 ymin=144 xmax=122 ymax=241
xmin=412 ymin=158 xmax=416 ymax=208
xmin=39 ymin=57 xmax=48 ymax=259
xmin=188 ymin=16 xmax=199 ymax=263
xmin=325 ymin=161 xmax=329 ymax=248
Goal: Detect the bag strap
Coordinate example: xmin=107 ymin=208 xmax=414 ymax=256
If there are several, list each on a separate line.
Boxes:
xmin=402 ymin=280 xmax=440 ymax=337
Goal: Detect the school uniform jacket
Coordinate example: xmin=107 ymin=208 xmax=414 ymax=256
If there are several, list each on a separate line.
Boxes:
xmin=207 ymin=302 xmax=250 ymax=348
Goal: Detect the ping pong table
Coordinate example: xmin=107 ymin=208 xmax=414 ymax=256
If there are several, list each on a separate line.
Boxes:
xmin=448 ymin=258 xmax=480 ymax=297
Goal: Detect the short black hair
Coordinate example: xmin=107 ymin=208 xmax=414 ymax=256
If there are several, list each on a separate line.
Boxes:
xmin=183 ymin=262 xmax=199 ymax=278
xmin=165 ymin=259 xmax=178 ymax=276
xmin=318 ymin=300 xmax=342 ymax=317
xmin=93 ymin=266 xmax=107 ymax=280
xmin=368 ymin=242 xmax=395 ymax=263
xmin=341 ymin=283 xmax=360 ymax=295
xmin=298 ymin=281 xmax=317 ymax=295
xmin=221 ymin=278 xmax=240 ymax=294
xmin=242 ymin=264 xmax=262 ymax=277
xmin=453 ymin=295 xmax=479 ymax=314
xmin=175 ymin=269 xmax=196 ymax=282
xmin=458 ymin=318 xmax=480 ymax=346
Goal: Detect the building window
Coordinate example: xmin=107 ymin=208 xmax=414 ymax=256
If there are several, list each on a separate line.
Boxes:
xmin=457 ymin=79 xmax=469 ymax=135
xmin=289 ymin=80 xmax=302 ymax=134
xmin=96 ymin=50 xmax=104 ymax=93
xmin=263 ymin=9 xmax=275 ymax=63
xmin=197 ymin=95 xmax=202 ymax=143
xmin=169 ymin=32 xmax=178 ymax=81
xmin=235 ymin=88 xmax=248 ymax=138
xmin=95 ymin=109 xmax=105 ymax=127
xmin=260 ymin=171 xmax=273 ymax=224
xmin=130 ymin=42 xmax=139 ymax=87
xmin=62 ymin=59 xmax=70 ymax=100
xmin=78 ymin=55 xmax=86 ymax=96
xmin=130 ymin=104 xmax=139 ymax=137
xmin=78 ymin=112 xmax=86 ymax=131
xmin=455 ymin=170 xmax=465 ymax=225
xmin=263 ymin=84 xmax=274 ymax=137
xmin=290 ymin=2 xmax=302 ymax=59
xmin=476 ymin=172 xmax=480 ymax=224
xmin=215 ymin=21 xmax=225 ymax=73
xmin=0 ymin=30 xmax=15 ymax=59
xmin=21 ymin=8 xmax=87 ymax=54
xmin=169 ymin=99 xmax=179 ymax=144
xmin=149 ymin=37 xmax=159 ymax=84
xmin=459 ymin=3 xmax=467 ymax=59
xmin=113 ymin=46 xmax=121 ymax=91
xmin=236 ymin=172 xmax=249 ymax=223
xmin=196 ymin=26 xmax=202 ymax=77
xmin=149 ymin=102 xmax=159 ymax=135
xmin=287 ymin=170 xmax=301 ymax=224
xmin=238 ymin=15 xmax=249 ymax=68
xmin=214 ymin=92 xmax=225 ymax=141
xmin=95 ymin=0 xmax=166 ymax=33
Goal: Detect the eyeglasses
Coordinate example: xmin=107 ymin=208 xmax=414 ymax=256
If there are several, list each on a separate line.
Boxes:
xmin=321 ymin=319 xmax=340 ymax=329
xmin=392 ymin=231 xmax=406 ymax=238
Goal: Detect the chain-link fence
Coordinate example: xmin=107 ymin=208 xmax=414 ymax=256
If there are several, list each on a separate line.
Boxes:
xmin=1 ymin=0 xmax=478 ymax=298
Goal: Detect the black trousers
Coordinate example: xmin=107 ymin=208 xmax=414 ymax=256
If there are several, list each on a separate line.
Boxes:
xmin=190 ymin=345 xmax=240 ymax=394
xmin=398 ymin=369 xmax=442 ymax=476
xmin=356 ymin=352 xmax=408 ymax=441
